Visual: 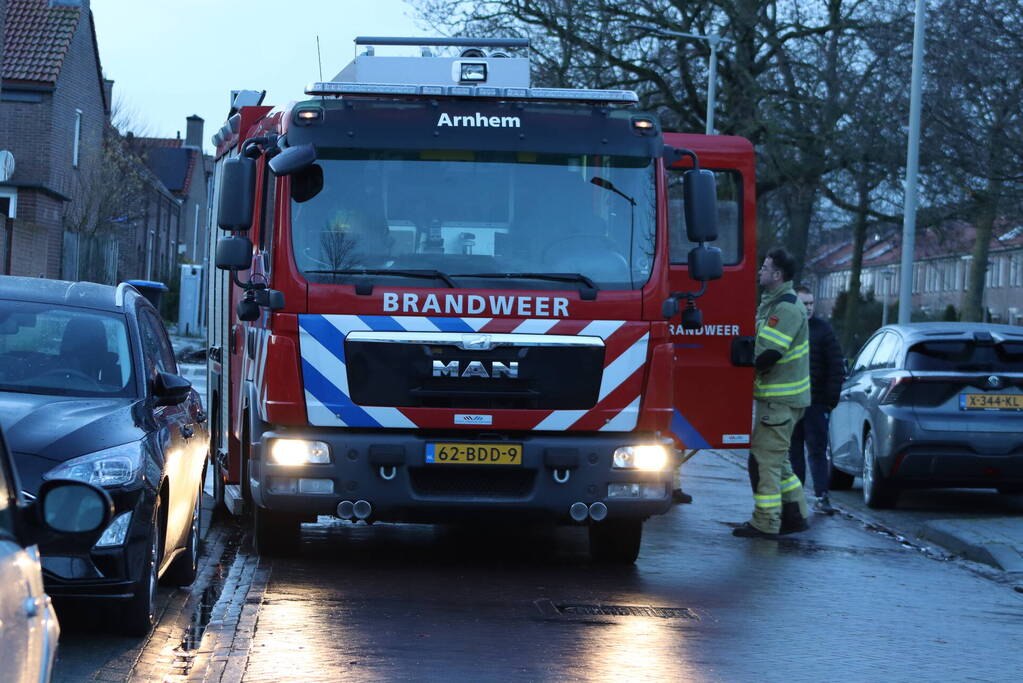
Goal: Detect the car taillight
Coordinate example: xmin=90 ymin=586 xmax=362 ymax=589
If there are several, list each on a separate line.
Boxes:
xmin=879 ymin=376 xmax=914 ymax=404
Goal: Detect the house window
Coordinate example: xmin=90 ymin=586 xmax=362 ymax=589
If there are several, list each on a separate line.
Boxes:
xmin=72 ymin=109 xmax=83 ymax=168
xmin=0 ymin=188 xmax=16 ymax=219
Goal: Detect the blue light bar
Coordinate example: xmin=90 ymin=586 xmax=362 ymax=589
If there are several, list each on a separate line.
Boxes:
xmin=304 ymin=81 xmax=638 ymax=103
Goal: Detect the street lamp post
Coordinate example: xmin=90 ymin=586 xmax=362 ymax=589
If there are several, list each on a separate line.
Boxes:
xmin=898 ymin=0 xmax=927 ymax=325
xmin=629 ymin=24 xmax=731 ymax=135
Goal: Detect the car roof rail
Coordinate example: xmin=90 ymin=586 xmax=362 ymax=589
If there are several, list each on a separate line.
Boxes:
xmin=114 ymin=282 xmax=135 ymax=308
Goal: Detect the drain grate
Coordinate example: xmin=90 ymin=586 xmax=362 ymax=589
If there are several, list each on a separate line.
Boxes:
xmin=535 ymin=598 xmax=698 ymax=620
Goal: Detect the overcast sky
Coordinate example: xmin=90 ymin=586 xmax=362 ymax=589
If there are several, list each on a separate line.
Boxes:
xmin=91 ymin=0 xmax=430 ymax=152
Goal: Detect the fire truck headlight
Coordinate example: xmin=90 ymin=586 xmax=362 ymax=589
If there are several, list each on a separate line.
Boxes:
xmin=460 ymin=63 xmax=487 ymax=82
xmin=269 ymin=439 xmax=331 ymax=466
xmin=612 ymin=445 xmax=669 ymax=471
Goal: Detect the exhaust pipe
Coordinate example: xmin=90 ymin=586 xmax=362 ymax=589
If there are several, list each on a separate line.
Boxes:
xmin=569 ymin=502 xmax=589 ymax=522
xmin=588 ymin=501 xmax=608 ymax=522
xmin=353 ymin=500 xmax=373 ymax=520
xmin=336 ymin=500 xmax=354 ymax=520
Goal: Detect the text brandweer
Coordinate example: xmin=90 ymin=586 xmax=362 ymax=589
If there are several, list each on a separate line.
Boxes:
xmin=383 ymin=292 xmax=568 ymax=317
xmin=436 ymin=112 xmax=521 ymax=128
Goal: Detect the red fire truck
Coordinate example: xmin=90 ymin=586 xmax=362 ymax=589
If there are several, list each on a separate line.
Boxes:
xmin=205 ymin=37 xmax=756 ymax=562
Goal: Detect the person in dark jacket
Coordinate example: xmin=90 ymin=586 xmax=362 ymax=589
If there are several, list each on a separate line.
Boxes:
xmin=788 ymin=286 xmax=845 ymax=514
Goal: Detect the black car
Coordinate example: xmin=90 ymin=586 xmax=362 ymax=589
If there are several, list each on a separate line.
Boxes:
xmin=828 ymin=322 xmax=1023 ymax=508
xmin=0 ymin=276 xmax=208 ymax=635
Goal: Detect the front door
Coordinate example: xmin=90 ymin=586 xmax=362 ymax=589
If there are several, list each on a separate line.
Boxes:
xmin=663 ymin=133 xmax=757 ymax=449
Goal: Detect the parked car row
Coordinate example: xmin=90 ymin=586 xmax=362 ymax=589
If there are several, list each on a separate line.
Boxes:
xmin=0 ymin=275 xmax=209 ymax=679
xmin=828 ymin=322 xmax=1023 ymax=508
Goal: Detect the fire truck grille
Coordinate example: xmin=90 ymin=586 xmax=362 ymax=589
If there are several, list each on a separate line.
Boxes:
xmin=345 ymin=341 xmax=604 ymax=410
xmin=408 ymin=467 xmax=537 ymax=498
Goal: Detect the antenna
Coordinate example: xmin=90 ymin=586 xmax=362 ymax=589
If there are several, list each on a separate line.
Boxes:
xmin=316 ymin=35 xmax=324 ymax=82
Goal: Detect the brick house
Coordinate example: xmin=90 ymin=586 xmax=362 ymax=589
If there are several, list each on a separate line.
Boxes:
xmin=0 ymin=0 xmax=106 ymax=278
xmin=806 ymin=221 xmax=1023 ymax=326
xmin=132 ymin=114 xmax=212 ymax=267
xmin=2 ymin=0 xmax=186 ymax=288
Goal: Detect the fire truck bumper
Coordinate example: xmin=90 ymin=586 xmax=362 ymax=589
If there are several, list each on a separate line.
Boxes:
xmin=248 ymin=429 xmax=674 ymax=523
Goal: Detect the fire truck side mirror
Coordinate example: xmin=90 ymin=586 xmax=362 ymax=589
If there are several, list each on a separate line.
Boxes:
xmin=217 ymin=157 xmax=256 ymax=231
xmin=688 ymin=245 xmax=723 ymax=281
xmin=662 ymin=297 xmax=680 ymax=319
xmin=268 ymin=143 xmax=316 ymax=176
xmin=683 ymin=169 xmax=719 ymax=243
xmin=215 ymin=235 xmax=253 ymax=271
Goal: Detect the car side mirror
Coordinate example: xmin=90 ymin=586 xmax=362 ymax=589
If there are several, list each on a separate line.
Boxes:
xmin=22 ymin=479 xmax=114 ymax=551
xmin=152 ymin=371 xmax=192 ymax=406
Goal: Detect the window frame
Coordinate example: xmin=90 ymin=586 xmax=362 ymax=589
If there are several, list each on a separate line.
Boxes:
xmin=869 ymin=331 xmax=902 ymax=370
xmin=667 ymin=167 xmax=744 ymax=266
xmin=72 ymin=108 xmax=83 ymax=168
xmin=852 ymin=333 xmax=885 ymax=374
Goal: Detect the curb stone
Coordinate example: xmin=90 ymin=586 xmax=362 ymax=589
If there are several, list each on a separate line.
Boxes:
xmin=920 ymin=519 xmax=1023 ymax=572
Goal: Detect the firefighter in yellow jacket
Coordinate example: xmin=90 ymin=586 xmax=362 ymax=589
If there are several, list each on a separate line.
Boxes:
xmin=733 ymin=248 xmax=812 ymax=538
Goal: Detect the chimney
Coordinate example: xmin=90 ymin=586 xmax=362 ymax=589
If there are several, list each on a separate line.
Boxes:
xmin=185 ymin=115 xmax=204 ymax=149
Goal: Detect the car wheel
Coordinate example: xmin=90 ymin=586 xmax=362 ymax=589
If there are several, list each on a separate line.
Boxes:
xmin=163 ymin=470 xmax=203 ymax=586
xmin=121 ymin=502 xmax=161 ymax=636
xmin=862 ymin=432 xmax=899 ymax=509
xmin=588 ymin=518 xmax=643 ymax=564
xmin=997 ymin=486 xmax=1023 ymax=496
xmin=253 ymin=505 xmax=302 ymax=556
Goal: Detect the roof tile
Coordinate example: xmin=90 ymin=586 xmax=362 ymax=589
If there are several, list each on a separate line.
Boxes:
xmin=2 ymin=0 xmax=83 ymax=85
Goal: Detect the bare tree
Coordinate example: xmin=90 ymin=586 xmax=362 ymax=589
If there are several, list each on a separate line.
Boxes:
xmin=413 ymin=0 xmax=909 ymax=281
xmin=921 ymin=0 xmax=1023 ymax=321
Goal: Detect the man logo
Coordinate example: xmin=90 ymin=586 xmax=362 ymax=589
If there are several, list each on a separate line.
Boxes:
xmin=459 ymin=334 xmax=494 ymax=351
xmin=432 ymin=360 xmax=519 ymax=379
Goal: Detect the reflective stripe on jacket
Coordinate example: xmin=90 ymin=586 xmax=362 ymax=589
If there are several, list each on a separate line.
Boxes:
xmin=753 ymin=283 xmax=811 ymax=407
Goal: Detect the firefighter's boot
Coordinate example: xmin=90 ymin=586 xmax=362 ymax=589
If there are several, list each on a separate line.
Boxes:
xmin=779 ymin=501 xmax=809 ymax=535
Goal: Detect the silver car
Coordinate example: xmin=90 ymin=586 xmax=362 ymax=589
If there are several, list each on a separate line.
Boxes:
xmin=828 ymin=322 xmax=1023 ymax=508
xmin=0 ymin=425 xmax=112 ymax=683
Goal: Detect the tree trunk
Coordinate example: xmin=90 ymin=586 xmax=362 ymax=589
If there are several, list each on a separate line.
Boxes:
xmin=962 ymin=185 xmax=999 ymax=321
xmin=841 ymin=178 xmax=871 ymax=348
xmin=783 ymin=180 xmax=819 ymax=283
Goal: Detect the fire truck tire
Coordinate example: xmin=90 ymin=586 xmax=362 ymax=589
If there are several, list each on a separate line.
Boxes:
xmin=588 ymin=518 xmax=643 ymax=564
xmin=253 ymin=505 xmax=302 ymax=556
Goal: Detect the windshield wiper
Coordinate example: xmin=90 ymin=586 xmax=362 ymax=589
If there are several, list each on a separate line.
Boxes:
xmin=453 ymin=272 xmax=599 ymax=300
xmin=305 ymin=269 xmax=458 ymax=288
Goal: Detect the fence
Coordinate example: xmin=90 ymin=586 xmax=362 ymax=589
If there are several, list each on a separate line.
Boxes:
xmin=62 ymin=231 xmax=119 ymax=284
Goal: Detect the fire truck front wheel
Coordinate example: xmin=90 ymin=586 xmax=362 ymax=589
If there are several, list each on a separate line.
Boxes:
xmin=252 ymin=505 xmax=302 ymax=556
xmin=588 ymin=518 xmax=643 ymax=564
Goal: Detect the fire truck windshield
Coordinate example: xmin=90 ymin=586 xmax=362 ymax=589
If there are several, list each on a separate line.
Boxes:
xmin=289 ymin=150 xmax=656 ymax=291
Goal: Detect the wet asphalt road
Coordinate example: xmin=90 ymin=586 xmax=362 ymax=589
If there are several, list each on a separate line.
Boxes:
xmin=50 ymin=451 xmax=1023 ymax=682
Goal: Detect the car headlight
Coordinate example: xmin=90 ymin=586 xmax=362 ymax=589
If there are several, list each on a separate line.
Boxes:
xmin=42 ymin=442 xmax=144 ymax=487
xmin=269 ymin=439 xmax=330 ymax=465
xmin=612 ymin=445 xmax=669 ymax=471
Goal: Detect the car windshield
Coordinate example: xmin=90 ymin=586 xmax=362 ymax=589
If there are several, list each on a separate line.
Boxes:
xmin=290 ymin=149 xmax=656 ymax=290
xmin=905 ymin=339 xmax=1023 ymax=372
xmin=0 ymin=300 xmax=135 ymax=398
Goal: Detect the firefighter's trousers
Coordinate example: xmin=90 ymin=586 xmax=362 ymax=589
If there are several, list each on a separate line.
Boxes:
xmin=748 ymin=400 xmax=809 ymax=533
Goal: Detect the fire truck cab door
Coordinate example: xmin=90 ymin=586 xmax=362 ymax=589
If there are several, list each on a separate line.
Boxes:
xmin=663 ymin=133 xmax=756 ymax=450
